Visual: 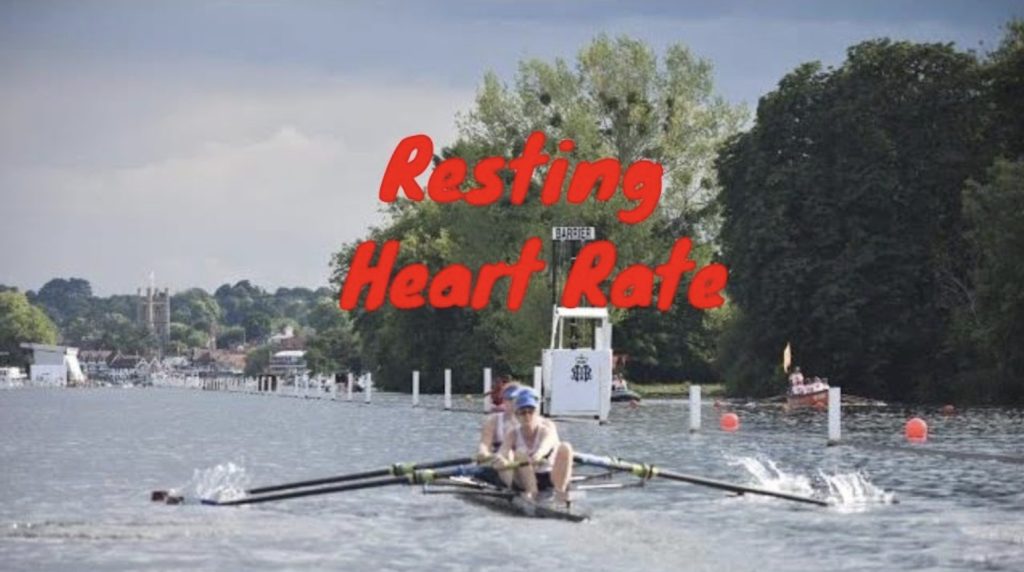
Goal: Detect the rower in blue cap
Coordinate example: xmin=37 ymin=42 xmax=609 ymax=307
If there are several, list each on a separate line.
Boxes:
xmin=493 ymin=388 xmax=574 ymax=506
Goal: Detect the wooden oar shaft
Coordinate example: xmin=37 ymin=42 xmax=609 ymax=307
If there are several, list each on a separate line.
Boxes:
xmin=246 ymin=456 xmax=474 ymax=495
xmin=573 ymin=453 xmax=828 ymax=507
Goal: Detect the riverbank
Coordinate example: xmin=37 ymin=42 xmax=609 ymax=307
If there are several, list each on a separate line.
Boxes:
xmin=632 ymin=382 xmax=726 ymax=399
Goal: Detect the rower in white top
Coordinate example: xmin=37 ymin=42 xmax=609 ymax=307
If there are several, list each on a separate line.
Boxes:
xmin=493 ymin=389 xmax=575 ymax=505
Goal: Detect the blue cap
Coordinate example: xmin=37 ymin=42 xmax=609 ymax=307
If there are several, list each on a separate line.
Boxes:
xmin=502 ymin=385 xmax=521 ymax=401
xmin=515 ymin=389 xmax=539 ymax=410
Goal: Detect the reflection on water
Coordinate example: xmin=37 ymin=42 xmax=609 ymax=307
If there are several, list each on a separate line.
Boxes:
xmin=1 ymin=388 xmax=1022 ymax=571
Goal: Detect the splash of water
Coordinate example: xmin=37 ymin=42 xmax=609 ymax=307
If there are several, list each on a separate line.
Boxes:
xmin=818 ymin=469 xmax=896 ymax=510
xmin=728 ymin=456 xmax=896 ymax=511
xmin=180 ymin=462 xmax=251 ymax=502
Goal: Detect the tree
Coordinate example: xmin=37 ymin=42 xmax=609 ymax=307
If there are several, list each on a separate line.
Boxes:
xmin=31 ymin=277 xmax=93 ymax=326
xmin=717 ymin=40 xmax=987 ymax=399
xmin=333 ymin=35 xmax=743 ymax=390
xmin=0 ymin=292 xmax=59 ymax=366
xmin=960 ymin=159 xmax=1024 ymax=403
xmin=244 ymin=346 xmax=271 ymax=376
xmin=304 ymin=299 xmax=360 ymax=375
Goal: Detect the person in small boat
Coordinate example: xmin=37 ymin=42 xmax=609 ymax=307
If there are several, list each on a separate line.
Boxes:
xmin=494 ymin=389 xmax=574 ymax=505
xmin=612 ymin=372 xmax=627 ymax=392
xmin=786 ymin=366 xmax=802 ymax=388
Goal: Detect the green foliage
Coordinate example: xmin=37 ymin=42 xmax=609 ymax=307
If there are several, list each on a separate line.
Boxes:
xmin=304 ymin=299 xmax=361 ymax=375
xmin=332 ymin=35 xmax=742 ymax=391
xmin=0 ymin=292 xmax=59 ymax=365
xmin=244 ymin=346 xmax=271 ymax=376
xmin=717 ymin=38 xmax=997 ymax=400
xmin=959 ymin=160 xmax=1024 ymax=402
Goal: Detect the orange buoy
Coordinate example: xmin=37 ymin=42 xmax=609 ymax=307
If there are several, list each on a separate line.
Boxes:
xmin=905 ymin=417 xmax=928 ymax=443
xmin=720 ymin=412 xmax=740 ymax=432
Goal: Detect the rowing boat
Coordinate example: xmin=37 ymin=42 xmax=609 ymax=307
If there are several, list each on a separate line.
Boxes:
xmin=425 ymin=475 xmax=590 ymax=522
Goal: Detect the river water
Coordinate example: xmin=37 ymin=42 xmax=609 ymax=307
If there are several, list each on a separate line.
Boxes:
xmin=1 ymin=388 xmax=1022 ymax=571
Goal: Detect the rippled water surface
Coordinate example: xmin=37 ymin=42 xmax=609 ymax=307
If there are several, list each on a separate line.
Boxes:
xmin=2 ymin=388 xmax=1022 ymax=571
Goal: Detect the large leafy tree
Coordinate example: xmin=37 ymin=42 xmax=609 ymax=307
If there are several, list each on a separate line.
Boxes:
xmin=334 ymin=35 xmax=743 ymax=390
xmin=717 ymin=40 xmax=988 ymax=399
xmin=0 ymin=292 xmax=59 ymax=366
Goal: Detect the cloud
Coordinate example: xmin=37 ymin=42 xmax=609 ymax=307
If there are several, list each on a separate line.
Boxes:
xmin=0 ymin=60 xmax=473 ymax=294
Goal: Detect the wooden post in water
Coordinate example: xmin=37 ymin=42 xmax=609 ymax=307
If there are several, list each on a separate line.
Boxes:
xmin=346 ymin=372 xmax=354 ymax=402
xmin=483 ymin=368 xmax=492 ymax=412
xmin=412 ymin=370 xmax=420 ymax=407
xmin=444 ymin=369 xmax=452 ymax=410
xmin=827 ymin=387 xmax=841 ymax=445
xmin=689 ymin=384 xmax=702 ymax=432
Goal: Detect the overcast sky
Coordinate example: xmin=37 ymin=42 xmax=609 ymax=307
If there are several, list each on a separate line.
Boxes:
xmin=1 ymin=1 xmax=1020 ymax=295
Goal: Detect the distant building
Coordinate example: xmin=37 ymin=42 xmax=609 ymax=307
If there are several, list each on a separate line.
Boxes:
xmin=79 ymin=350 xmax=114 ymax=379
xmin=269 ymin=350 xmax=307 ymax=379
xmin=137 ymin=287 xmax=171 ymax=344
xmin=19 ymin=343 xmax=86 ymax=386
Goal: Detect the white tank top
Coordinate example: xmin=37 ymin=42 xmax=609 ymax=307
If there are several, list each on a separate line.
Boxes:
xmin=513 ymin=426 xmax=553 ymax=473
xmin=491 ymin=413 xmax=518 ymax=451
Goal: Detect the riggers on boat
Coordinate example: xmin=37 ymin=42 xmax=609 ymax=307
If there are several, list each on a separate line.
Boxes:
xmin=423 ymin=474 xmax=590 ymax=523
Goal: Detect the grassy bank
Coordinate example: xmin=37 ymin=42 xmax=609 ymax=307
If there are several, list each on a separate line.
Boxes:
xmin=632 ymin=382 xmax=726 ymax=399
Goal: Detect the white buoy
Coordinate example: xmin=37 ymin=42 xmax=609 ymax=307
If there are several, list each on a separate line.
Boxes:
xmin=828 ymin=386 xmax=841 ymax=445
xmin=483 ymin=367 xmax=492 ymax=413
xmin=689 ymin=384 xmax=701 ymax=432
xmin=347 ymin=372 xmax=354 ymax=402
xmin=444 ymin=369 xmax=452 ymax=410
xmin=412 ymin=370 xmax=420 ymax=407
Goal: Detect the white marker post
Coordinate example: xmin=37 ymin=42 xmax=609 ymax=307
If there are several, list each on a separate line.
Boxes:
xmin=533 ymin=366 xmax=542 ymax=395
xmin=689 ymin=384 xmax=702 ymax=432
xmin=346 ymin=372 xmax=354 ymax=402
xmin=828 ymin=387 xmax=841 ymax=445
xmin=412 ymin=370 xmax=420 ymax=407
xmin=444 ymin=369 xmax=452 ymax=410
xmin=483 ymin=368 xmax=493 ymax=413
xmin=364 ymin=373 xmax=372 ymax=404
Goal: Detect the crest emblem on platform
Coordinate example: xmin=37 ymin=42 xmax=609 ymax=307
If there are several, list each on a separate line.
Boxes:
xmin=570 ymin=355 xmax=593 ymax=383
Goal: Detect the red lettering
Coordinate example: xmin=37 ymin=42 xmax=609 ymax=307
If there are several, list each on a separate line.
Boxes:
xmin=568 ymin=158 xmax=620 ymax=203
xmin=540 ymin=155 xmax=569 ymax=205
xmin=655 ymin=238 xmax=697 ymax=311
xmin=506 ymin=237 xmax=547 ymax=310
xmin=688 ymin=263 xmax=728 ymax=309
xmin=429 ymin=264 xmax=473 ymax=308
xmin=379 ymin=134 xmax=434 ymax=202
xmin=471 ymin=262 xmax=512 ymax=309
xmin=339 ymin=240 xmax=399 ymax=311
xmin=467 ymin=157 xmax=506 ymax=206
xmin=561 ymin=241 xmax=617 ymax=307
xmin=509 ymin=132 xmax=549 ymax=204
xmin=427 ymin=158 xmax=467 ymax=203
xmin=610 ymin=264 xmax=654 ymax=308
xmin=390 ymin=264 xmax=429 ymax=309
xmin=619 ymin=160 xmax=663 ymax=224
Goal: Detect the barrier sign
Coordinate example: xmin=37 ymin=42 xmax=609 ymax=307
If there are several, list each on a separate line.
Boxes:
xmin=552 ymin=226 xmax=595 ymax=241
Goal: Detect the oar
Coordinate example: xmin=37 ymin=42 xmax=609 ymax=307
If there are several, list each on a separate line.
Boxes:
xmin=151 ymin=456 xmax=473 ymax=502
xmin=176 ymin=464 xmax=488 ymax=507
xmin=574 ymin=453 xmax=829 ymax=507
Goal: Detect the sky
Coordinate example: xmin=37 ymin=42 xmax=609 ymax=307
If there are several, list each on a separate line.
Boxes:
xmin=1 ymin=1 xmax=1020 ymax=296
